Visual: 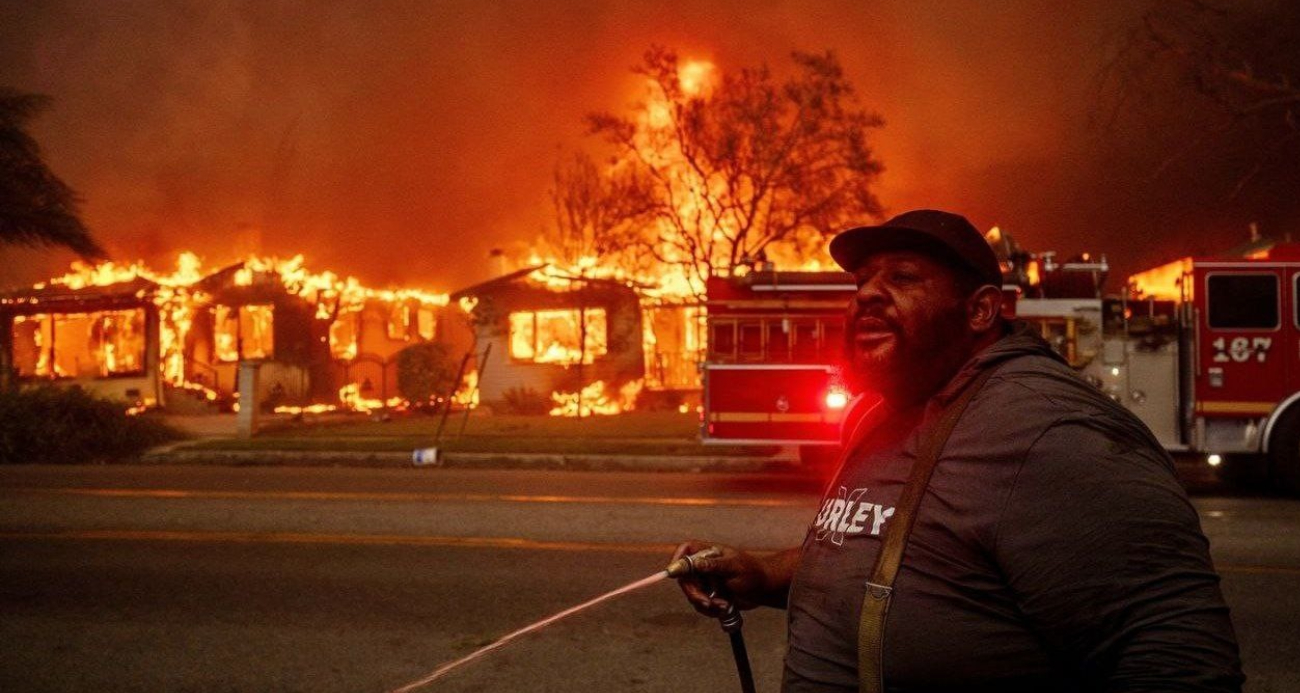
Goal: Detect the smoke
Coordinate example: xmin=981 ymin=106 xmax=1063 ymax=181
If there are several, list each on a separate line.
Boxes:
xmin=1 ymin=0 xmax=1293 ymax=291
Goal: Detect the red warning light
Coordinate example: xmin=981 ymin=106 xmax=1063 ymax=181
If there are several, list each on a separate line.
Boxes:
xmin=825 ymin=389 xmax=849 ymax=409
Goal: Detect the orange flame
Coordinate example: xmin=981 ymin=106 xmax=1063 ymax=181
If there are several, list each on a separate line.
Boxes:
xmin=549 ymin=379 xmax=643 ymax=417
xmin=1129 ymin=257 xmax=1193 ymax=301
xmin=24 ymin=252 xmax=449 ymax=413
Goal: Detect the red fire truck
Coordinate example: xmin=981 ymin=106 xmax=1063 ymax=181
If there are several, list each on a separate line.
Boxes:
xmin=699 ymin=270 xmax=855 ymax=460
xmin=700 ymin=269 xmax=1017 ymax=466
xmin=701 ymin=247 xmax=1300 ymax=494
xmin=1079 ymin=243 xmax=1300 ymax=494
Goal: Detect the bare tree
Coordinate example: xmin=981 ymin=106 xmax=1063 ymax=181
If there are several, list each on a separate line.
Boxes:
xmin=0 ymin=88 xmax=104 ymax=258
xmin=545 ymin=151 xmax=656 ymax=269
xmin=586 ymin=47 xmax=884 ymax=295
xmin=1103 ymin=0 xmax=1300 ymax=197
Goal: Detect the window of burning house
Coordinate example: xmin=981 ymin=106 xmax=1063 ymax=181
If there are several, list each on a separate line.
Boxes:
xmin=508 ymin=308 xmax=607 ymax=364
xmin=417 ymin=308 xmax=436 ymax=341
xmin=11 ymin=310 xmax=146 ymax=378
xmin=330 ymin=311 xmax=360 ymax=360
xmin=214 ymin=304 xmax=275 ymax=362
xmin=387 ymin=304 xmax=410 ymax=341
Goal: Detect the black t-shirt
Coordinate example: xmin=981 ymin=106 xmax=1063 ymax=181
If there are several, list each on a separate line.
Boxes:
xmin=783 ymin=337 xmax=1243 ymax=692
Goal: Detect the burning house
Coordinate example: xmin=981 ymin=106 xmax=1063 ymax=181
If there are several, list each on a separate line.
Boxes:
xmin=451 ymin=266 xmax=647 ymax=415
xmin=0 ymin=276 xmax=164 ymax=409
xmin=0 ymin=250 xmax=705 ymax=418
xmin=0 ymin=254 xmax=454 ymax=413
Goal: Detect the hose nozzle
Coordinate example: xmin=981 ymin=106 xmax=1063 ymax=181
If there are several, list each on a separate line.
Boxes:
xmin=665 ymin=546 xmax=721 ymax=578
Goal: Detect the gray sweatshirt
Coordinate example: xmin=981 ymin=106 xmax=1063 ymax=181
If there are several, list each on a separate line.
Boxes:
xmin=783 ymin=327 xmax=1243 ymax=692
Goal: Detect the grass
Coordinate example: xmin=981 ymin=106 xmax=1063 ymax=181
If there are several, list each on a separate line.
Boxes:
xmin=183 ymin=411 xmax=778 ymax=457
xmin=260 ymin=411 xmax=701 ymax=439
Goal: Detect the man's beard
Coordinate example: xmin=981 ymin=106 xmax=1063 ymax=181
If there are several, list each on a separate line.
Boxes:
xmin=848 ymin=304 xmax=969 ymax=401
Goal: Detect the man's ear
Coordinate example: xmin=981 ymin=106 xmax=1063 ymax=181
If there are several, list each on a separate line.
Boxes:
xmin=967 ymin=285 xmax=1003 ymax=333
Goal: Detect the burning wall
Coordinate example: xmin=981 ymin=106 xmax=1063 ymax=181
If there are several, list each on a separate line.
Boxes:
xmin=451 ymin=267 xmax=645 ymax=413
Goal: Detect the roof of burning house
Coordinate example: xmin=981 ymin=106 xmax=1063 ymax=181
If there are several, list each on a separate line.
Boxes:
xmin=740 ymin=270 xmax=855 ymax=287
xmin=450 ymin=265 xmax=643 ymax=301
xmin=0 ymin=276 xmax=160 ymax=315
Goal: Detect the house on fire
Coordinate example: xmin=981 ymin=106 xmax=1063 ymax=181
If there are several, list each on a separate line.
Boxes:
xmin=1 ymin=256 xmax=702 ymax=414
xmin=0 ymin=277 xmax=165 ymax=406
xmin=450 ymin=266 xmax=647 ymax=410
xmin=0 ymin=258 xmax=453 ymax=411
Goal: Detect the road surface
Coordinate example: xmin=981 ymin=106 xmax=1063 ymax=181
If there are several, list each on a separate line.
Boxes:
xmin=1 ymin=464 xmax=1296 ymax=692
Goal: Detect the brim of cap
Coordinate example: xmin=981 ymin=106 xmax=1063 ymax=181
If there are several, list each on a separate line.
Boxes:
xmin=829 ymin=225 xmax=995 ymax=285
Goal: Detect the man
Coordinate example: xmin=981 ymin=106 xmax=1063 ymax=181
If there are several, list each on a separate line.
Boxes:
xmin=674 ymin=210 xmax=1243 ymax=691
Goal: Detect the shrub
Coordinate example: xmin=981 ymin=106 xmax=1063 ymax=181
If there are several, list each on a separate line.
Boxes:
xmin=396 ymin=342 xmax=459 ymax=405
xmin=0 ymin=386 xmax=184 ymax=464
xmin=500 ymin=386 xmax=552 ymax=415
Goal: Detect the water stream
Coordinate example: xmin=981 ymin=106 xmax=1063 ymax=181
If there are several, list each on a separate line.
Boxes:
xmin=388 ymin=570 xmax=670 ymax=692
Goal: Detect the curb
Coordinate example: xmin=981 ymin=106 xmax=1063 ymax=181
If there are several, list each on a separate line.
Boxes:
xmin=140 ymin=449 xmax=804 ymax=474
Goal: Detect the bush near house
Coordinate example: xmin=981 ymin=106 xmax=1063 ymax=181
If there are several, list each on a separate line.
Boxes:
xmin=395 ymin=342 xmax=459 ymax=406
xmin=0 ymin=386 xmax=184 ymax=464
xmin=500 ymin=386 xmax=552 ymax=415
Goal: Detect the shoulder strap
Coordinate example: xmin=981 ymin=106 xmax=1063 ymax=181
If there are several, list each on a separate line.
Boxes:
xmin=857 ymin=367 xmax=997 ymax=693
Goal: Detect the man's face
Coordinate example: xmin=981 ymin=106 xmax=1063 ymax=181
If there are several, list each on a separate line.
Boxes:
xmin=847 ymin=250 xmax=973 ymax=399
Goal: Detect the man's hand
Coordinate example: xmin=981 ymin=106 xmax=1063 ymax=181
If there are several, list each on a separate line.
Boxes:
xmin=670 ymin=541 xmax=800 ymax=617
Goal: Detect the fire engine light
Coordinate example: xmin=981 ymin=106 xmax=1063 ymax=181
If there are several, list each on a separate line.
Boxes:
xmin=1207 ymin=454 xmax=1223 ymax=467
xmin=825 ymin=389 xmax=849 ymax=410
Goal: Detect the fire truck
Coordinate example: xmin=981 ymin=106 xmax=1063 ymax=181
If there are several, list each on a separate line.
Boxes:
xmin=699 ymin=270 xmax=856 ymax=458
xmin=1080 ymin=244 xmax=1300 ymax=494
xmin=700 ymin=246 xmax=1300 ymax=495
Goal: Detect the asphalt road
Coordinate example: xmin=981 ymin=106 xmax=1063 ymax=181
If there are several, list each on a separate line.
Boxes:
xmin=1 ymin=464 xmax=1297 ymax=692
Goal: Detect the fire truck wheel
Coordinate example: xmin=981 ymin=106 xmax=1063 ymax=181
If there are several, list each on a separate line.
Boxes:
xmin=1267 ymin=407 xmax=1300 ymax=496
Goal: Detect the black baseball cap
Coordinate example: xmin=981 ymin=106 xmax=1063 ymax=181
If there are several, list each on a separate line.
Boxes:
xmin=829 ymin=209 xmax=1003 ymax=287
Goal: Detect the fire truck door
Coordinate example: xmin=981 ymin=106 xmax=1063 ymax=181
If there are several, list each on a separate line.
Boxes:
xmin=1196 ymin=269 xmax=1287 ymax=418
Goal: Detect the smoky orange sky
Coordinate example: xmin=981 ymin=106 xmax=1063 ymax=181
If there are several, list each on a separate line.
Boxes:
xmin=2 ymin=0 xmax=1296 ymax=292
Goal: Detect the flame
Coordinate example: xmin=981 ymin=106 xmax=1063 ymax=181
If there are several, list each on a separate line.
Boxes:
xmin=337 ymin=382 xmax=404 ymax=414
xmin=525 ymin=53 xmax=833 ymax=299
xmin=1129 ymin=257 xmax=1193 ymax=301
xmin=273 ymin=403 xmax=338 ymax=415
xmin=452 ymin=369 xmax=480 ymax=408
xmin=678 ymin=59 xmax=716 ymax=97
xmin=22 ymin=252 xmax=449 ymax=413
xmin=509 ymin=308 xmax=607 ymax=365
xmin=549 ymin=379 xmax=643 ymax=417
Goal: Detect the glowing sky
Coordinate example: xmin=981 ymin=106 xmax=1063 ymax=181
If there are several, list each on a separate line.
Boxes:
xmin=2 ymin=1 xmax=1296 ymax=291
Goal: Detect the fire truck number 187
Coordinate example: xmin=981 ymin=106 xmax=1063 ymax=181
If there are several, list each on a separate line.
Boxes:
xmin=1211 ymin=336 xmax=1272 ymax=364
